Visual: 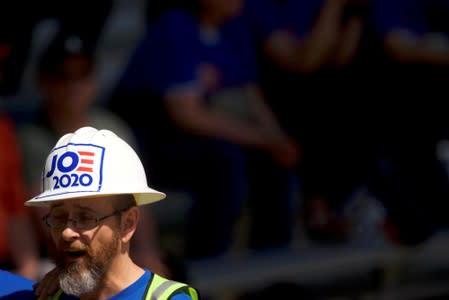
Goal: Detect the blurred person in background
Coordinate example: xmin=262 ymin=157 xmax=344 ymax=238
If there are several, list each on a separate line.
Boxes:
xmin=16 ymin=38 xmax=171 ymax=278
xmin=0 ymin=0 xmax=113 ymax=98
xmin=244 ymin=0 xmax=373 ymax=243
xmin=108 ymin=0 xmax=301 ymax=260
xmin=359 ymin=0 xmax=449 ymax=246
xmin=249 ymin=0 xmax=449 ymax=247
xmin=0 ymin=112 xmax=41 ymax=280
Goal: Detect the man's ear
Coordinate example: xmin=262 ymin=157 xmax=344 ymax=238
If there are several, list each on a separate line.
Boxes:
xmin=121 ymin=206 xmax=140 ymax=243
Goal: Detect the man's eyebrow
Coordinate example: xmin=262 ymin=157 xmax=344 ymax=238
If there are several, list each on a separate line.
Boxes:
xmin=73 ymin=204 xmax=97 ymax=213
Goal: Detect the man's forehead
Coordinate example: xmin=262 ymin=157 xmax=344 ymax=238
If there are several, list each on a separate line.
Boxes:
xmin=50 ymin=197 xmax=113 ymax=211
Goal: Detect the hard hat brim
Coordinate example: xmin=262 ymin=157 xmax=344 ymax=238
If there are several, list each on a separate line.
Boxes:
xmin=24 ymin=187 xmax=166 ymax=207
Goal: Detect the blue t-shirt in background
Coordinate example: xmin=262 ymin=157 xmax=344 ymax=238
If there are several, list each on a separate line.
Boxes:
xmin=118 ymin=8 xmax=259 ymax=96
xmin=372 ymin=0 xmax=430 ymax=35
xmin=0 ymin=269 xmax=35 ymax=300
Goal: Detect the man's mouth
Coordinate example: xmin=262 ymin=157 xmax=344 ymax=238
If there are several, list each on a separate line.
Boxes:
xmin=63 ymin=249 xmax=87 ymax=262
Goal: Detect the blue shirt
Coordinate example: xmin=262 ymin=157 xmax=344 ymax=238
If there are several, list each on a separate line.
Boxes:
xmin=245 ymin=0 xmax=326 ymax=38
xmin=0 ymin=269 xmax=36 ymax=299
xmin=372 ymin=0 xmax=449 ymax=36
xmin=244 ymin=0 xmax=285 ymax=41
xmin=372 ymin=0 xmax=429 ymax=35
xmin=117 ymin=8 xmax=259 ymax=96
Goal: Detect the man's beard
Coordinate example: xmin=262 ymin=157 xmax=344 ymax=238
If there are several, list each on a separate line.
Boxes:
xmin=56 ymin=232 xmax=120 ymax=296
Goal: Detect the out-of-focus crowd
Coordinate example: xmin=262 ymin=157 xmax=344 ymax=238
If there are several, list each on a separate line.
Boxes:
xmin=0 ymin=0 xmax=448 ymax=288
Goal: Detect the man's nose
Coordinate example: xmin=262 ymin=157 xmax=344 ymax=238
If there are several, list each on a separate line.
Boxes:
xmin=60 ymin=222 xmax=81 ymax=240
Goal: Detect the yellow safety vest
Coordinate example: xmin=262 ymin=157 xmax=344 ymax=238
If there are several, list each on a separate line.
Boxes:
xmin=43 ymin=273 xmax=199 ymax=300
xmin=144 ymin=273 xmax=199 ymax=300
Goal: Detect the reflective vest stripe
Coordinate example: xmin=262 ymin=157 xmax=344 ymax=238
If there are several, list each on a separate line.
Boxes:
xmin=145 ymin=274 xmax=199 ymax=300
xmin=150 ymin=280 xmax=185 ymax=300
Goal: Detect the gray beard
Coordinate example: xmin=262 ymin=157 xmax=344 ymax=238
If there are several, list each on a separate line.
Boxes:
xmin=59 ymin=262 xmax=103 ymax=296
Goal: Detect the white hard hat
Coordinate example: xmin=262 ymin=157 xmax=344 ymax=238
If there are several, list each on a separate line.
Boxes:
xmin=25 ymin=126 xmax=166 ymax=207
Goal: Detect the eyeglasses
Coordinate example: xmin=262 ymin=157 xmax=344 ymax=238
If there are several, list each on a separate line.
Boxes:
xmin=43 ymin=207 xmax=131 ymax=231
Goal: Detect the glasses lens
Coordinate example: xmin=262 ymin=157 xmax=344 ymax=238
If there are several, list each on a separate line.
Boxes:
xmin=45 ymin=208 xmax=129 ymax=230
xmin=76 ymin=215 xmax=97 ymax=230
xmin=44 ymin=214 xmax=97 ymax=230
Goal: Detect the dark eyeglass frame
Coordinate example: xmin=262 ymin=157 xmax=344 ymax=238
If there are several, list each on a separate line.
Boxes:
xmin=43 ymin=206 xmax=132 ymax=231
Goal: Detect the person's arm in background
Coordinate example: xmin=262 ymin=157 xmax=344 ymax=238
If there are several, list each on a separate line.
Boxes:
xmin=1 ymin=116 xmax=40 ymax=280
xmin=384 ymin=29 xmax=449 ymax=65
xmin=164 ymin=84 xmax=300 ymax=169
xmin=8 ymin=216 xmax=40 ymax=279
xmin=164 ymin=88 xmax=268 ymax=147
xmin=262 ymin=0 xmax=351 ymax=72
xmin=333 ymin=0 xmax=367 ymax=66
xmin=16 ymin=126 xmax=57 ymax=274
xmin=245 ymin=84 xmax=300 ymax=168
xmin=375 ymin=0 xmax=449 ymax=65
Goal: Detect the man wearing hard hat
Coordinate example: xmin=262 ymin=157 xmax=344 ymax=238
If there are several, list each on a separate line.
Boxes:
xmin=27 ymin=126 xmax=199 ymax=300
